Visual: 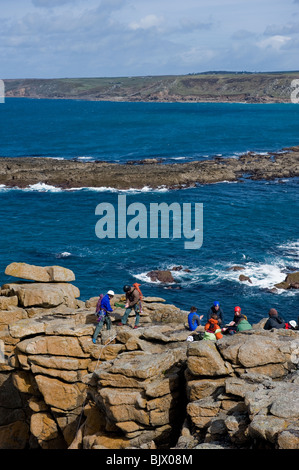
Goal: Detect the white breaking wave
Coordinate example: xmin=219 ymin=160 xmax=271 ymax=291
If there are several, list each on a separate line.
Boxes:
xmin=276 ymin=240 xmax=299 ymax=269
xmin=224 ymin=262 xmax=286 ymax=289
xmin=66 ymin=185 xmax=169 ymax=194
xmin=55 ymin=251 xmax=72 ymax=258
xmin=277 ymin=240 xmax=299 ymax=255
xmin=133 ymin=255 xmax=298 ymax=295
xmin=0 ymin=183 xmax=169 ymax=194
xmin=76 ymin=156 xmax=94 ymax=161
xmin=0 ymin=183 xmax=62 ymax=192
xmin=27 ymin=183 xmax=62 ymax=192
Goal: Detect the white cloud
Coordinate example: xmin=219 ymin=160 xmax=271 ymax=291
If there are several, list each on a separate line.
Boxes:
xmin=1 ymin=0 xmax=299 ymax=78
xmin=257 ymin=35 xmax=292 ymax=50
xmin=129 ymin=14 xmax=164 ymax=31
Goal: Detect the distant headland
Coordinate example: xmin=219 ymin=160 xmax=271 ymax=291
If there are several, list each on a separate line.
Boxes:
xmin=3 ymin=71 xmax=299 ymax=103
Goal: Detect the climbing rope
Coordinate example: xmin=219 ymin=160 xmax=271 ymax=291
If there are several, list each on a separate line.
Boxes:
xmin=71 ymin=333 xmax=118 ymax=447
xmin=93 ymin=333 xmax=117 ymax=373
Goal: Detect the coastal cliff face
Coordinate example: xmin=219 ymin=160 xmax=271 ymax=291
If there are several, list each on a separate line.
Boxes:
xmin=3 ymin=73 xmax=298 ymax=103
xmin=0 ymin=263 xmax=298 ymax=450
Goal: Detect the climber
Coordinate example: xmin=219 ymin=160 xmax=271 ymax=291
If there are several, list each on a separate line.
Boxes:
xmin=207 ymin=301 xmax=224 ymax=325
xmin=203 ymin=313 xmax=223 ymax=341
xmin=222 ymin=306 xmax=250 ymax=334
xmin=188 ymin=306 xmax=204 ymax=331
xmin=118 ymin=284 xmax=141 ymax=329
xmin=92 ymin=290 xmax=114 ymax=344
xmin=264 ymin=308 xmax=286 ymax=330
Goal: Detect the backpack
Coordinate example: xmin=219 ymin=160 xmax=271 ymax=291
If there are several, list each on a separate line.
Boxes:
xmin=95 ymin=294 xmax=104 ymax=315
xmin=133 ymin=283 xmax=143 ymax=301
xmin=193 ymin=331 xmax=205 ymax=341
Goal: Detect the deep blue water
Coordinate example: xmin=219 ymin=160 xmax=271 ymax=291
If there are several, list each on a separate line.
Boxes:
xmin=2 ymin=98 xmax=299 ymax=162
xmin=0 ymin=99 xmax=298 ymax=325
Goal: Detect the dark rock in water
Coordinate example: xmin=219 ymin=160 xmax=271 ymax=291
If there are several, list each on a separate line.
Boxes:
xmin=171 ymin=266 xmax=191 ymax=273
xmin=146 ymin=270 xmax=175 ymax=284
xmin=239 ymin=274 xmax=252 ymax=283
xmin=275 ymin=271 xmax=299 ymax=289
xmin=171 ymin=266 xmax=183 ymax=271
xmin=264 ymin=287 xmax=279 ymax=294
xmin=0 ymin=146 xmax=298 ymax=190
xmin=228 ymin=266 xmax=245 ymax=271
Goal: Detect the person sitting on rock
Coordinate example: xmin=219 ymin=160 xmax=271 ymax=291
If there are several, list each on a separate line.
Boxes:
xmin=118 ymin=284 xmax=140 ymax=329
xmin=92 ymin=290 xmax=114 ymax=344
xmin=203 ymin=313 xmax=223 ymax=340
xmin=222 ymin=306 xmax=248 ymax=334
xmin=208 ymin=301 xmax=224 ymax=326
xmin=264 ymin=308 xmax=286 ymax=330
xmin=188 ymin=306 xmax=204 ymax=331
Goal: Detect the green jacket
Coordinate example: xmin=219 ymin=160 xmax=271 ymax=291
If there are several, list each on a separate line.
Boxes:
xmin=203 ymin=331 xmax=217 ymax=341
xmin=236 ymin=319 xmax=252 ymax=332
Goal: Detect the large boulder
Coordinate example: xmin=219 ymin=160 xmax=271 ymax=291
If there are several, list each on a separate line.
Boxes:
xmin=1 ymin=282 xmax=80 ymax=308
xmin=146 ymin=270 xmax=175 ymax=283
xmin=217 ymin=331 xmax=289 ymax=369
xmin=187 ymin=340 xmax=234 ymax=377
xmin=34 ymin=375 xmax=86 ymax=411
xmin=16 ymin=335 xmax=89 ymax=358
xmin=275 ymin=271 xmax=299 ymax=289
xmin=5 ymin=262 xmax=75 ymax=283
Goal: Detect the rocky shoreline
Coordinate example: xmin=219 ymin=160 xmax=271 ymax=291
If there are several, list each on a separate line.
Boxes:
xmin=0 ymin=262 xmax=299 ymax=449
xmin=0 ymin=146 xmax=298 ymax=190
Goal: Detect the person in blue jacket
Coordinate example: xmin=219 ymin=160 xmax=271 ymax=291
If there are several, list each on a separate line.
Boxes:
xmin=188 ymin=306 xmax=204 ymax=331
xmin=92 ymin=290 xmax=114 ymax=344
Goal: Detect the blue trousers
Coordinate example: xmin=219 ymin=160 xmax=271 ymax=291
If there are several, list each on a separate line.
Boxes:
xmin=121 ymin=303 xmax=140 ymax=326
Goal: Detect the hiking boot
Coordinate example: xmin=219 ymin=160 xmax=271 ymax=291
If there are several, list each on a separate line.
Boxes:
xmin=118 ymin=322 xmax=124 ymax=326
xmin=133 ymin=325 xmax=139 ymax=329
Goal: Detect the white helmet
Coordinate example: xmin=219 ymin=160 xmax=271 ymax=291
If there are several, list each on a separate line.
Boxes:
xmin=107 ymin=290 xmax=114 ymax=296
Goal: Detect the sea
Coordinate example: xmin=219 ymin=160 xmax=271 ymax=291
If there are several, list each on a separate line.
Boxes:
xmin=0 ymin=98 xmax=298 ymax=325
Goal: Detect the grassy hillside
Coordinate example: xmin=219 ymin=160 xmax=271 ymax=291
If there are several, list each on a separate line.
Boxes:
xmin=4 ymin=72 xmax=299 ymax=103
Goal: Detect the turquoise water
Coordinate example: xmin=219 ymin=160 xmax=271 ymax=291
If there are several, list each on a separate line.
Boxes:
xmin=0 ymin=99 xmax=298 ymax=325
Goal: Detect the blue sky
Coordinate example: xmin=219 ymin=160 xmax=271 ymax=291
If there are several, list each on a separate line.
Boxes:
xmin=1 ymin=0 xmax=299 ymax=78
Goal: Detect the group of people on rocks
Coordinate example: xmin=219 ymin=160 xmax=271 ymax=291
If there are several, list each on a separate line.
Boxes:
xmin=92 ymin=285 xmax=298 ymax=344
xmin=187 ymin=301 xmax=299 ymax=342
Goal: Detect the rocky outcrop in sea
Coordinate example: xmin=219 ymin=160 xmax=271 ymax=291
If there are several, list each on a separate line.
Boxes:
xmin=0 ymin=262 xmax=298 ymax=449
xmin=0 ymin=146 xmax=299 ymax=190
